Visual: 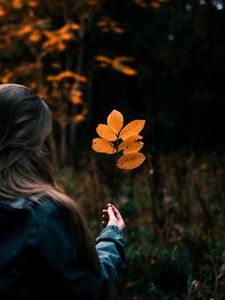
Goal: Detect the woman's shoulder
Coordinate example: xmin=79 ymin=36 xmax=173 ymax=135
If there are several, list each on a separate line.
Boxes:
xmin=0 ymin=194 xmax=68 ymax=223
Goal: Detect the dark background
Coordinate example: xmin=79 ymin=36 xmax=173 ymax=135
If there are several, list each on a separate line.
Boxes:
xmin=1 ymin=1 xmax=225 ymax=299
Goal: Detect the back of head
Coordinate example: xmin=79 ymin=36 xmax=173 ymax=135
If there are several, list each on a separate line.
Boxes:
xmin=0 ymin=83 xmax=55 ymax=199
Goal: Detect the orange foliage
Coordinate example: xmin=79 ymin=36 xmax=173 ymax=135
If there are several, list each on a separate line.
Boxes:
xmin=12 ymin=0 xmax=23 ymax=9
xmin=95 ymin=56 xmax=137 ymax=76
xmin=42 ymin=23 xmax=80 ymax=53
xmin=47 ymin=71 xmax=87 ymax=83
xmin=117 ymin=153 xmax=146 ymax=170
xmin=0 ymin=0 xmax=138 ymax=133
xmin=15 ymin=24 xmax=33 ymax=37
xmin=118 ymin=135 xmax=143 ymax=151
xmin=96 ymin=124 xmax=118 ymax=141
xmin=0 ymin=63 xmax=39 ymax=84
xmin=29 ymin=31 xmax=42 ymax=42
xmin=0 ymin=7 xmax=6 ymax=17
xmin=92 ymin=138 xmax=116 ymax=154
xmin=92 ymin=110 xmax=146 ymax=170
xmin=107 ymin=109 xmax=124 ymax=135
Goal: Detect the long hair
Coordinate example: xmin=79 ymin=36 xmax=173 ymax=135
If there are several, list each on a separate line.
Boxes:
xmin=0 ymin=83 xmax=100 ymax=274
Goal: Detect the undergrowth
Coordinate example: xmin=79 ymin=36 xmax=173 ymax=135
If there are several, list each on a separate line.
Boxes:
xmin=58 ymin=152 xmax=225 ymax=299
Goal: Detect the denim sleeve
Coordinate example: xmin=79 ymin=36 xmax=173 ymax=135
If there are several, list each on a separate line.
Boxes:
xmin=95 ymin=225 xmax=126 ymax=299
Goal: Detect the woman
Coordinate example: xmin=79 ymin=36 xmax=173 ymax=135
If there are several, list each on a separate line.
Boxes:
xmin=0 ymin=83 xmax=125 ymax=300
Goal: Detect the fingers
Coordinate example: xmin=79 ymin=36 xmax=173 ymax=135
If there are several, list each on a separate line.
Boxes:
xmin=101 ymin=203 xmax=125 ymax=230
xmin=107 ymin=205 xmax=116 ymax=219
xmin=102 ymin=204 xmax=122 ymax=218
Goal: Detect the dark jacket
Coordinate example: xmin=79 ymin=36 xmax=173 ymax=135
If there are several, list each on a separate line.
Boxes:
xmin=0 ymin=196 xmax=125 ymax=300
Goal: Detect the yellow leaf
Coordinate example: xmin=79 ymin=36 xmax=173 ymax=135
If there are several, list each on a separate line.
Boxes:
xmin=118 ymin=135 xmax=143 ymax=151
xmin=117 ymin=153 xmax=146 ymax=170
xmin=119 ymin=120 xmax=146 ymax=140
xmin=96 ymin=124 xmax=117 ymax=141
xmin=123 ymin=141 xmax=144 ymax=154
xmin=92 ymin=138 xmax=116 ymax=154
xmin=107 ymin=110 xmax=124 ymax=135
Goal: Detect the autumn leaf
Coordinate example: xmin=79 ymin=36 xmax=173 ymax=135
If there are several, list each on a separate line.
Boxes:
xmin=107 ymin=109 xmax=124 ymax=135
xmin=96 ymin=124 xmax=117 ymax=141
xmin=119 ymin=120 xmax=146 ymax=140
xmin=117 ymin=153 xmax=146 ymax=170
xmin=92 ymin=138 xmax=116 ymax=154
xmin=118 ymin=135 xmax=143 ymax=151
xmin=92 ymin=110 xmax=146 ymax=171
xmin=122 ymin=141 xmax=144 ymax=154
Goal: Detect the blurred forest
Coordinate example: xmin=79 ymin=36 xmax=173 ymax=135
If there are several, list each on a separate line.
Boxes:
xmin=1 ymin=0 xmax=225 ymax=299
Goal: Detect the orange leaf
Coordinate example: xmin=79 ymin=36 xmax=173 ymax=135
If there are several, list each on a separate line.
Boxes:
xmin=118 ymin=135 xmax=143 ymax=151
xmin=117 ymin=153 xmax=146 ymax=170
xmin=92 ymin=138 xmax=116 ymax=154
xmin=119 ymin=120 xmax=146 ymax=140
xmin=96 ymin=124 xmax=117 ymax=141
xmin=123 ymin=141 xmax=144 ymax=154
xmin=107 ymin=110 xmax=124 ymax=135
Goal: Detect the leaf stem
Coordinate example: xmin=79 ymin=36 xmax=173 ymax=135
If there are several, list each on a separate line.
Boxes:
xmin=112 ymin=138 xmax=119 ymax=203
